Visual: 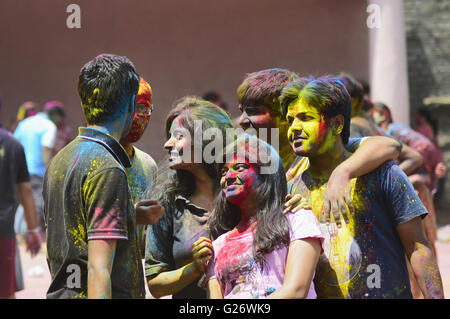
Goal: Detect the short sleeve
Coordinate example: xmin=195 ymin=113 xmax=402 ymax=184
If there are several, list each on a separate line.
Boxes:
xmin=344 ymin=137 xmax=367 ymax=153
xmin=380 ymin=162 xmax=428 ymax=225
xmin=144 ymin=206 xmax=175 ymax=277
xmin=14 ymin=140 xmax=30 ymax=183
xmin=288 ymin=210 xmax=325 ymax=253
xmin=41 ymin=123 xmax=57 ymax=148
xmin=202 ymin=235 xmax=226 ymax=287
xmin=84 ymin=168 xmax=129 ymax=240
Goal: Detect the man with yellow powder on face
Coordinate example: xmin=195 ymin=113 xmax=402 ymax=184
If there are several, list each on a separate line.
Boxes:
xmin=236 ymin=68 xmax=404 ymax=221
xmin=281 ymin=76 xmax=444 ymax=299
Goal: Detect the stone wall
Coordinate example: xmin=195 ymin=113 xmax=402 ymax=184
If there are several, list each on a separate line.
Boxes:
xmin=404 ymin=0 xmax=450 ymax=221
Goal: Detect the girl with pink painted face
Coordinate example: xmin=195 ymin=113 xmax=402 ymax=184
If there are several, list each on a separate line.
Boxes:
xmin=205 ymin=134 xmax=324 ymax=299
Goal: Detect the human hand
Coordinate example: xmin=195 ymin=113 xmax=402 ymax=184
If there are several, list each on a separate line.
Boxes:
xmin=320 ymin=168 xmax=353 ymax=227
xmin=192 ymin=237 xmax=213 ymax=275
xmin=26 ymin=231 xmax=41 ymax=257
xmin=283 ymin=194 xmax=311 ymax=214
xmin=435 ymin=162 xmax=446 ymax=179
xmin=135 ymin=200 xmax=165 ymax=225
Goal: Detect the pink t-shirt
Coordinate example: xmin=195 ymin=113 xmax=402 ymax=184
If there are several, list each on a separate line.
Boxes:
xmin=205 ymin=210 xmax=324 ymax=299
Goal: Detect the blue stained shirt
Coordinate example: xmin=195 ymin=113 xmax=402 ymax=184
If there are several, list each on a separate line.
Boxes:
xmin=288 ymin=161 xmax=428 ymax=299
xmin=14 ymin=113 xmax=56 ymax=177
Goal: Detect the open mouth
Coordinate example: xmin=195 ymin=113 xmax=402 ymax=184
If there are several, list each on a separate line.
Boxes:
xmin=292 ymin=135 xmax=306 ymax=147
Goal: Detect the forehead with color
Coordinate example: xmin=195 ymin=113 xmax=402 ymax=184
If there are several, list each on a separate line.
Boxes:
xmin=286 ymin=97 xmax=322 ymax=117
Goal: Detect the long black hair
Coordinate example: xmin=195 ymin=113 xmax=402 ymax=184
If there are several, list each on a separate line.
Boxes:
xmin=147 ymin=96 xmax=234 ymax=208
xmin=208 ymin=134 xmax=291 ymax=267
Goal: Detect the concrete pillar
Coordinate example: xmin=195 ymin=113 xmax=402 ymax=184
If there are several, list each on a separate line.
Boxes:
xmin=368 ymin=0 xmax=410 ymax=125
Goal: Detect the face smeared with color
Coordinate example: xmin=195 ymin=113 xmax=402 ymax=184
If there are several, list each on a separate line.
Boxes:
xmin=238 ymin=104 xmax=278 ymax=130
xmin=286 ymin=98 xmax=332 ymax=157
xmin=164 ymin=116 xmax=194 ymax=170
xmin=221 ymin=156 xmax=259 ymax=206
xmin=120 ymin=78 xmax=152 ymax=145
xmin=372 ymin=108 xmax=389 ymax=127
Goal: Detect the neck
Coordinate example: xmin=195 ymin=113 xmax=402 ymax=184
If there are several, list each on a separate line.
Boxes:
xmin=122 ymin=144 xmax=134 ymax=159
xmin=187 ymin=166 xmax=216 ymax=211
xmin=88 ymin=122 xmax=123 ymax=142
xmin=308 ymin=138 xmax=350 ymax=179
xmin=279 ymin=136 xmax=296 ymax=169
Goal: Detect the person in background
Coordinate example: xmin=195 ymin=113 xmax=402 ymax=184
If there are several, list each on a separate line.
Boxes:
xmin=43 ymin=101 xmax=72 ymax=156
xmin=14 ymin=102 xmax=59 ymax=234
xmin=414 ymin=107 xmax=447 ymax=203
xmin=0 ymin=98 xmax=41 ymax=299
xmin=202 ymin=90 xmax=228 ymax=111
xmin=338 ymin=73 xmax=423 ymax=176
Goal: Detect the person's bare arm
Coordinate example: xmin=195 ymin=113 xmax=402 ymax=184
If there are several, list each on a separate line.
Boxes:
xmin=206 ymin=278 xmax=224 ymax=299
xmin=397 ymin=144 xmax=423 ymax=176
xmin=397 ymin=217 xmax=444 ymax=299
xmin=322 ymin=136 xmax=401 ymax=225
xmin=268 ymin=238 xmax=321 ymax=299
xmin=16 ymin=182 xmax=41 ymax=256
xmin=147 ymin=237 xmax=213 ymax=298
xmin=88 ymin=239 xmax=117 ymax=299
xmin=42 ymin=146 xmax=53 ymax=166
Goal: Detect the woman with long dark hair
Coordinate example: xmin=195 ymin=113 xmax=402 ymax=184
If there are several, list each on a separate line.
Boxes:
xmin=144 ymin=96 xmax=234 ymax=299
xmin=205 ymin=134 xmax=324 ymax=299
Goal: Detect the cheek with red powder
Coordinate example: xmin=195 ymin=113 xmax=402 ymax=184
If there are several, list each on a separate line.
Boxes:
xmin=120 ymin=113 xmax=150 ymax=145
xmin=224 ymin=161 xmax=258 ymax=206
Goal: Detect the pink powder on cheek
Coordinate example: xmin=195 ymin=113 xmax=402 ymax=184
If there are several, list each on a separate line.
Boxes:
xmin=317 ymin=116 xmax=329 ymax=144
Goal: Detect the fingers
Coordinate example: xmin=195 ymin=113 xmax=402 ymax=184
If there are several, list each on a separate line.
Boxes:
xmin=343 ymin=195 xmax=353 ymax=224
xmin=330 ymin=199 xmax=342 ymax=228
xmin=192 ymin=237 xmax=213 ymax=252
xmin=192 ymin=238 xmax=213 ymax=266
xmin=293 ymin=198 xmax=311 ymax=212
xmin=283 ymin=194 xmax=310 ymax=214
xmin=135 ymin=199 xmax=160 ymax=209
xmin=320 ymin=200 xmax=331 ymax=225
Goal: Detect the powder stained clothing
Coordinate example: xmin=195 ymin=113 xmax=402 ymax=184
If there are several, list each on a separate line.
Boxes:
xmin=126 ymin=146 xmax=157 ymax=256
xmin=205 ymin=210 xmax=324 ymax=299
xmin=0 ymin=127 xmax=30 ymax=238
xmin=43 ymin=127 xmax=144 ymax=299
xmin=145 ymin=195 xmax=210 ymax=299
xmin=288 ymin=161 xmax=427 ymax=299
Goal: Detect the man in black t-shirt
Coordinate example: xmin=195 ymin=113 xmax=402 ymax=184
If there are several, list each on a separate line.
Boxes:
xmin=43 ymin=54 xmax=145 ymax=299
xmin=0 ymin=116 xmax=41 ymax=298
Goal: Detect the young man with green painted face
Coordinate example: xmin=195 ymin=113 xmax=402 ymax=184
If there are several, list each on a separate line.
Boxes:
xmin=280 ymin=76 xmax=444 ymax=299
xmin=44 ymin=54 xmax=145 ymax=299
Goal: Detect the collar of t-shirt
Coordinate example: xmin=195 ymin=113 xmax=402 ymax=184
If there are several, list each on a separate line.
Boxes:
xmin=174 ymin=194 xmax=210 ymax=216
xmin=78 ymin=127 xmax=131 ymax=168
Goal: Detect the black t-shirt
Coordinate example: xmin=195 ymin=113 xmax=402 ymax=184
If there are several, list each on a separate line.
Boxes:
xmin=43 ymin=127 xmax=145 ymax=299
xmin=0 ymin=126 xmax=30 ymax=238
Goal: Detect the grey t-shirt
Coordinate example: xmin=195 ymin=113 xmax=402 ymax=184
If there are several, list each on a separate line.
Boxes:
xmin=145 ymin=195 xmax=211 ymax=299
